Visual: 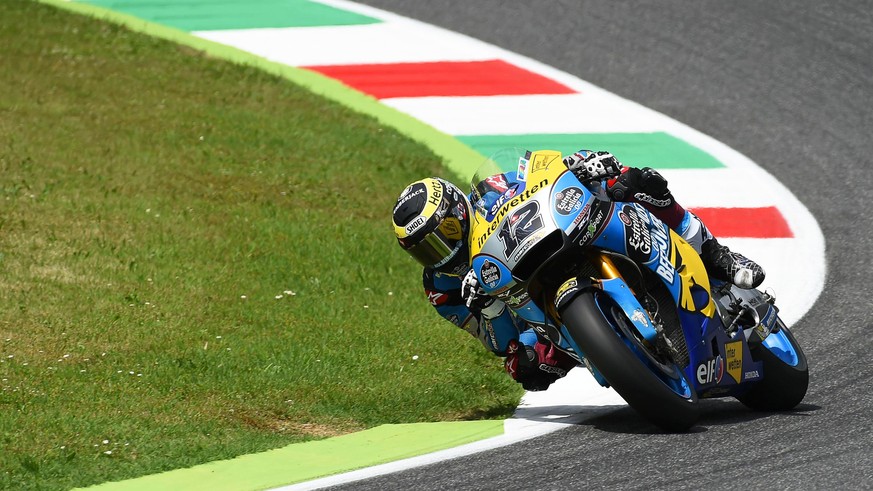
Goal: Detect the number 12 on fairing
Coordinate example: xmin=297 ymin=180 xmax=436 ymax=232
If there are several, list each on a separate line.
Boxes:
xmin=497 ymin=201 xmax=544 ymax=257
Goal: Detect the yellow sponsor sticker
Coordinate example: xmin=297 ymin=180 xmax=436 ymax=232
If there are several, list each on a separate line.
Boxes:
xmin=531 ymin=152 xmax=559 ymax=173
xmin=439 ymin=217 xmax=463 ymax=240
xmin=725 ymin=340 xmax=744 ymax=384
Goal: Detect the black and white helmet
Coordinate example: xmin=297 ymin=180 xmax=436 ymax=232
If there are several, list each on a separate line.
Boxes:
xmin=392 ymin=177 xmax=471 ymax=276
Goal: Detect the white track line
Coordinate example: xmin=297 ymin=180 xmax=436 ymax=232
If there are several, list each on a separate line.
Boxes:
xmin=383 ymin=94 xmax=666 ymax=134
xmin=194 ymin=22 xmax=503 ymax=65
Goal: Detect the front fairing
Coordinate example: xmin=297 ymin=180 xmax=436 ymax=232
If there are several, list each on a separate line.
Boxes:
xmin=468 ymin=149 xmax=597 ymax=356
xmin=469 ymin=149 xmax=598 ymax=297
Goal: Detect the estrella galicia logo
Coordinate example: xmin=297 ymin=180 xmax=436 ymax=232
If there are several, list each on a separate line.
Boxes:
xmin=554 ymin=186 xmax=584 ymax=216
xmin=480 ymin=260 xmax=501 ymax=288
xmin=620 ymin=204 xmax=652 ymax=263
xmin=618 ymin=211 xmax=632 ymax=226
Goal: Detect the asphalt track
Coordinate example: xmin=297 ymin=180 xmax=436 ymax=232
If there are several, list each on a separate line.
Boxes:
xmin=328 ymin=1 xmax=873 ymax=489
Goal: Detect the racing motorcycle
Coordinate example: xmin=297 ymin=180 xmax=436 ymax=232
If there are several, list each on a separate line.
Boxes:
xmin=469 ymin=148 xmax=808 ymax=431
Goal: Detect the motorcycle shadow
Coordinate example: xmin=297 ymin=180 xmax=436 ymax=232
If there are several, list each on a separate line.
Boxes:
xmin=512 ymin=404 xmax=627 ymax=428
xmin=573 ymin=400 xmax=821 ymax=435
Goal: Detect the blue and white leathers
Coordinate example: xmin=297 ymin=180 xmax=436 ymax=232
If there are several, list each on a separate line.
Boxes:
xmin=422 ymin=268 xmax=538 ymax=355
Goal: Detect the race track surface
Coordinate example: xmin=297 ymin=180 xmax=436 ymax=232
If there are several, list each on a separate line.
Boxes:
xmin=331 ymin=1 xmax=873 ymax=489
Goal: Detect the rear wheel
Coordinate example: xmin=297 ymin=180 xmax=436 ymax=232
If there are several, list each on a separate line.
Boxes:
xmin=736 ymin=319 xmax=809 ymax=411
xmin=561 ymin=291 xmax=699 ymax=432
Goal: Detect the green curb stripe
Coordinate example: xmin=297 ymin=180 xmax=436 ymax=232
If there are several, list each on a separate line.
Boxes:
xmin=77 ymin=0 xmax=381 ymax=31
xmin=42 ymin=0 xmax=481 ymax=184
xmin=77 ymin=421 xmax=504 ymax=490
xmin=457 ymin=132 xmax=725 ymax=169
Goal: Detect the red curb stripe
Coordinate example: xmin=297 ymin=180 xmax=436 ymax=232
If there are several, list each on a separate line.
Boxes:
xmin=689 ymin=206 xmax=793 ymax=238
xmin=303 ymin=60 xmax=577 ymax=99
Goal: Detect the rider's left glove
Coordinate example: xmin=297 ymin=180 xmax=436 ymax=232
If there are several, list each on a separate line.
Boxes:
xmin=461 ymin=269 xmax=498 ymax=316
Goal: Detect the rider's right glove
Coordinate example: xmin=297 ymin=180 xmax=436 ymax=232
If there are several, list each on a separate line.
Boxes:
xmin=563 ymin=150 xmax=624 ymax=183
xmin=606 ymin=166 xmax=674 ymax=207
xmin=504 ymin=339 xmax=577 ymax=391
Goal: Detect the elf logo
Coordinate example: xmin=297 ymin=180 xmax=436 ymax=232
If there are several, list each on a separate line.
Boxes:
xmin=696 ymin=355 xmax=724 ymax=385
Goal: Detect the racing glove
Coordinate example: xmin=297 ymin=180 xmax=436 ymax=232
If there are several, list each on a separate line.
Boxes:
xmin=504 ymin=339 xmax=577 ymax=391
xmin=607 ymin=166 xmax=674 ymax=207
xmin=563 ymin=150 xmax=624 ymax=183
xmin=461 ymin=269 xmax=497 ymax=315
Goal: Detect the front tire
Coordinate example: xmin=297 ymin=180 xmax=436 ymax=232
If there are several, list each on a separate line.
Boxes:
xmin=736 ymin=319 xmax=809 ymax=411
xmin=561 ymin=291 xmax=699 ymax=432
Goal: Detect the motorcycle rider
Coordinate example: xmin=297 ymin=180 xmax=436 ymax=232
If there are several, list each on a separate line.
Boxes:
xmin=391 ymin=149 xmax=765 ymax=391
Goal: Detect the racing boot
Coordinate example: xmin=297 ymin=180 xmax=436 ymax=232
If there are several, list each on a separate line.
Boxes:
xmin=700 ymin=237 xmax=766 ymax=289
xmin=680 ymin=211 xmax=766 ymax=289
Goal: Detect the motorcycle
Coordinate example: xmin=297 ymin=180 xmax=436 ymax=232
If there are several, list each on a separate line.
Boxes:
xmin=469 ymin=148 xmax=808 ymax=431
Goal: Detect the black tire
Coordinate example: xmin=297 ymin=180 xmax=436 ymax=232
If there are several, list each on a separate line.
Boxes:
xmin=561 ymin=291 xmax=699 ymax=432
xmin=736 ymin=319 xmax=809 ymax=411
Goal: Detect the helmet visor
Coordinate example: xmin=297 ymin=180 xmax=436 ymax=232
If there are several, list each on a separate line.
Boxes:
xmin=404 ymin=227 xmax=458 ymax=267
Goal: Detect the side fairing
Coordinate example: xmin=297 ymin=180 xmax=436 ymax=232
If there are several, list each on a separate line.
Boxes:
xmin=591 ymin=202 xmax=716 ymax=318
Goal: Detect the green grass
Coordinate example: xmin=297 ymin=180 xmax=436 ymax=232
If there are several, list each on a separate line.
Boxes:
xmin=0 ymin=1 xmax=521 ymax=489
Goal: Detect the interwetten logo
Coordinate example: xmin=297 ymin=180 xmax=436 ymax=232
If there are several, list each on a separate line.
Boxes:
xmin=476 ymin=179 xmax=548 ymax=249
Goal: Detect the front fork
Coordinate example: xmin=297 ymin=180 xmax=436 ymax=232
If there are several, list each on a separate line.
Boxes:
xmin=589 ymin=251 xmax=688 ymax=366
xmin=594 ymin=252 xmax=623 ymax=282
xmin=549 ymin=251 xmax=663 ymax=387
xmin=549 ymin=251 xmax=623 ymax=319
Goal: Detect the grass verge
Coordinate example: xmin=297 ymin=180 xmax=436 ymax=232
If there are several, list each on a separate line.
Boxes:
xmin=0 ymin=1 xmax=521 ymax=489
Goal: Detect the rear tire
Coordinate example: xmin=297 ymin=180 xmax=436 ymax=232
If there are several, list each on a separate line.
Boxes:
xmin=561 ymin=291 xmax=699 ymax=432
xmin=736 ymin=320 xmax=809 ymax=411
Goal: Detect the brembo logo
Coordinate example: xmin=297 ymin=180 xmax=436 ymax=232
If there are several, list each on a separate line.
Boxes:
xmin=476 ymin=179 xmax=548 ymax=248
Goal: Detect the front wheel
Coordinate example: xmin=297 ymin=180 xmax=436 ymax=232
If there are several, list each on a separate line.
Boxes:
xmin=736 ymin=319 xmax=809 ymax=411
xmin=561 ymin=291 xmax=699 ymax=432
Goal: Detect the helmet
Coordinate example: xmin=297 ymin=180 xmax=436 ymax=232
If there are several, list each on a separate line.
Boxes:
xmin=392 ymin=177 xmax=471 ymax=276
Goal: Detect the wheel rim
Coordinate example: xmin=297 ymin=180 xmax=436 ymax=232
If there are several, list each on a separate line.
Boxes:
xmin=602 ymin=300 xmax=694 ymax=400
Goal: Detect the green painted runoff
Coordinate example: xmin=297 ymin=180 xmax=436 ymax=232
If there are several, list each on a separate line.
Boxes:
xmin=78 ymin=421 xmax=503 ymax=491
xmin=77 ymin=0 xmax=381 ymax=31
xmin=457 ymin=132 xmax=724 ymax=169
